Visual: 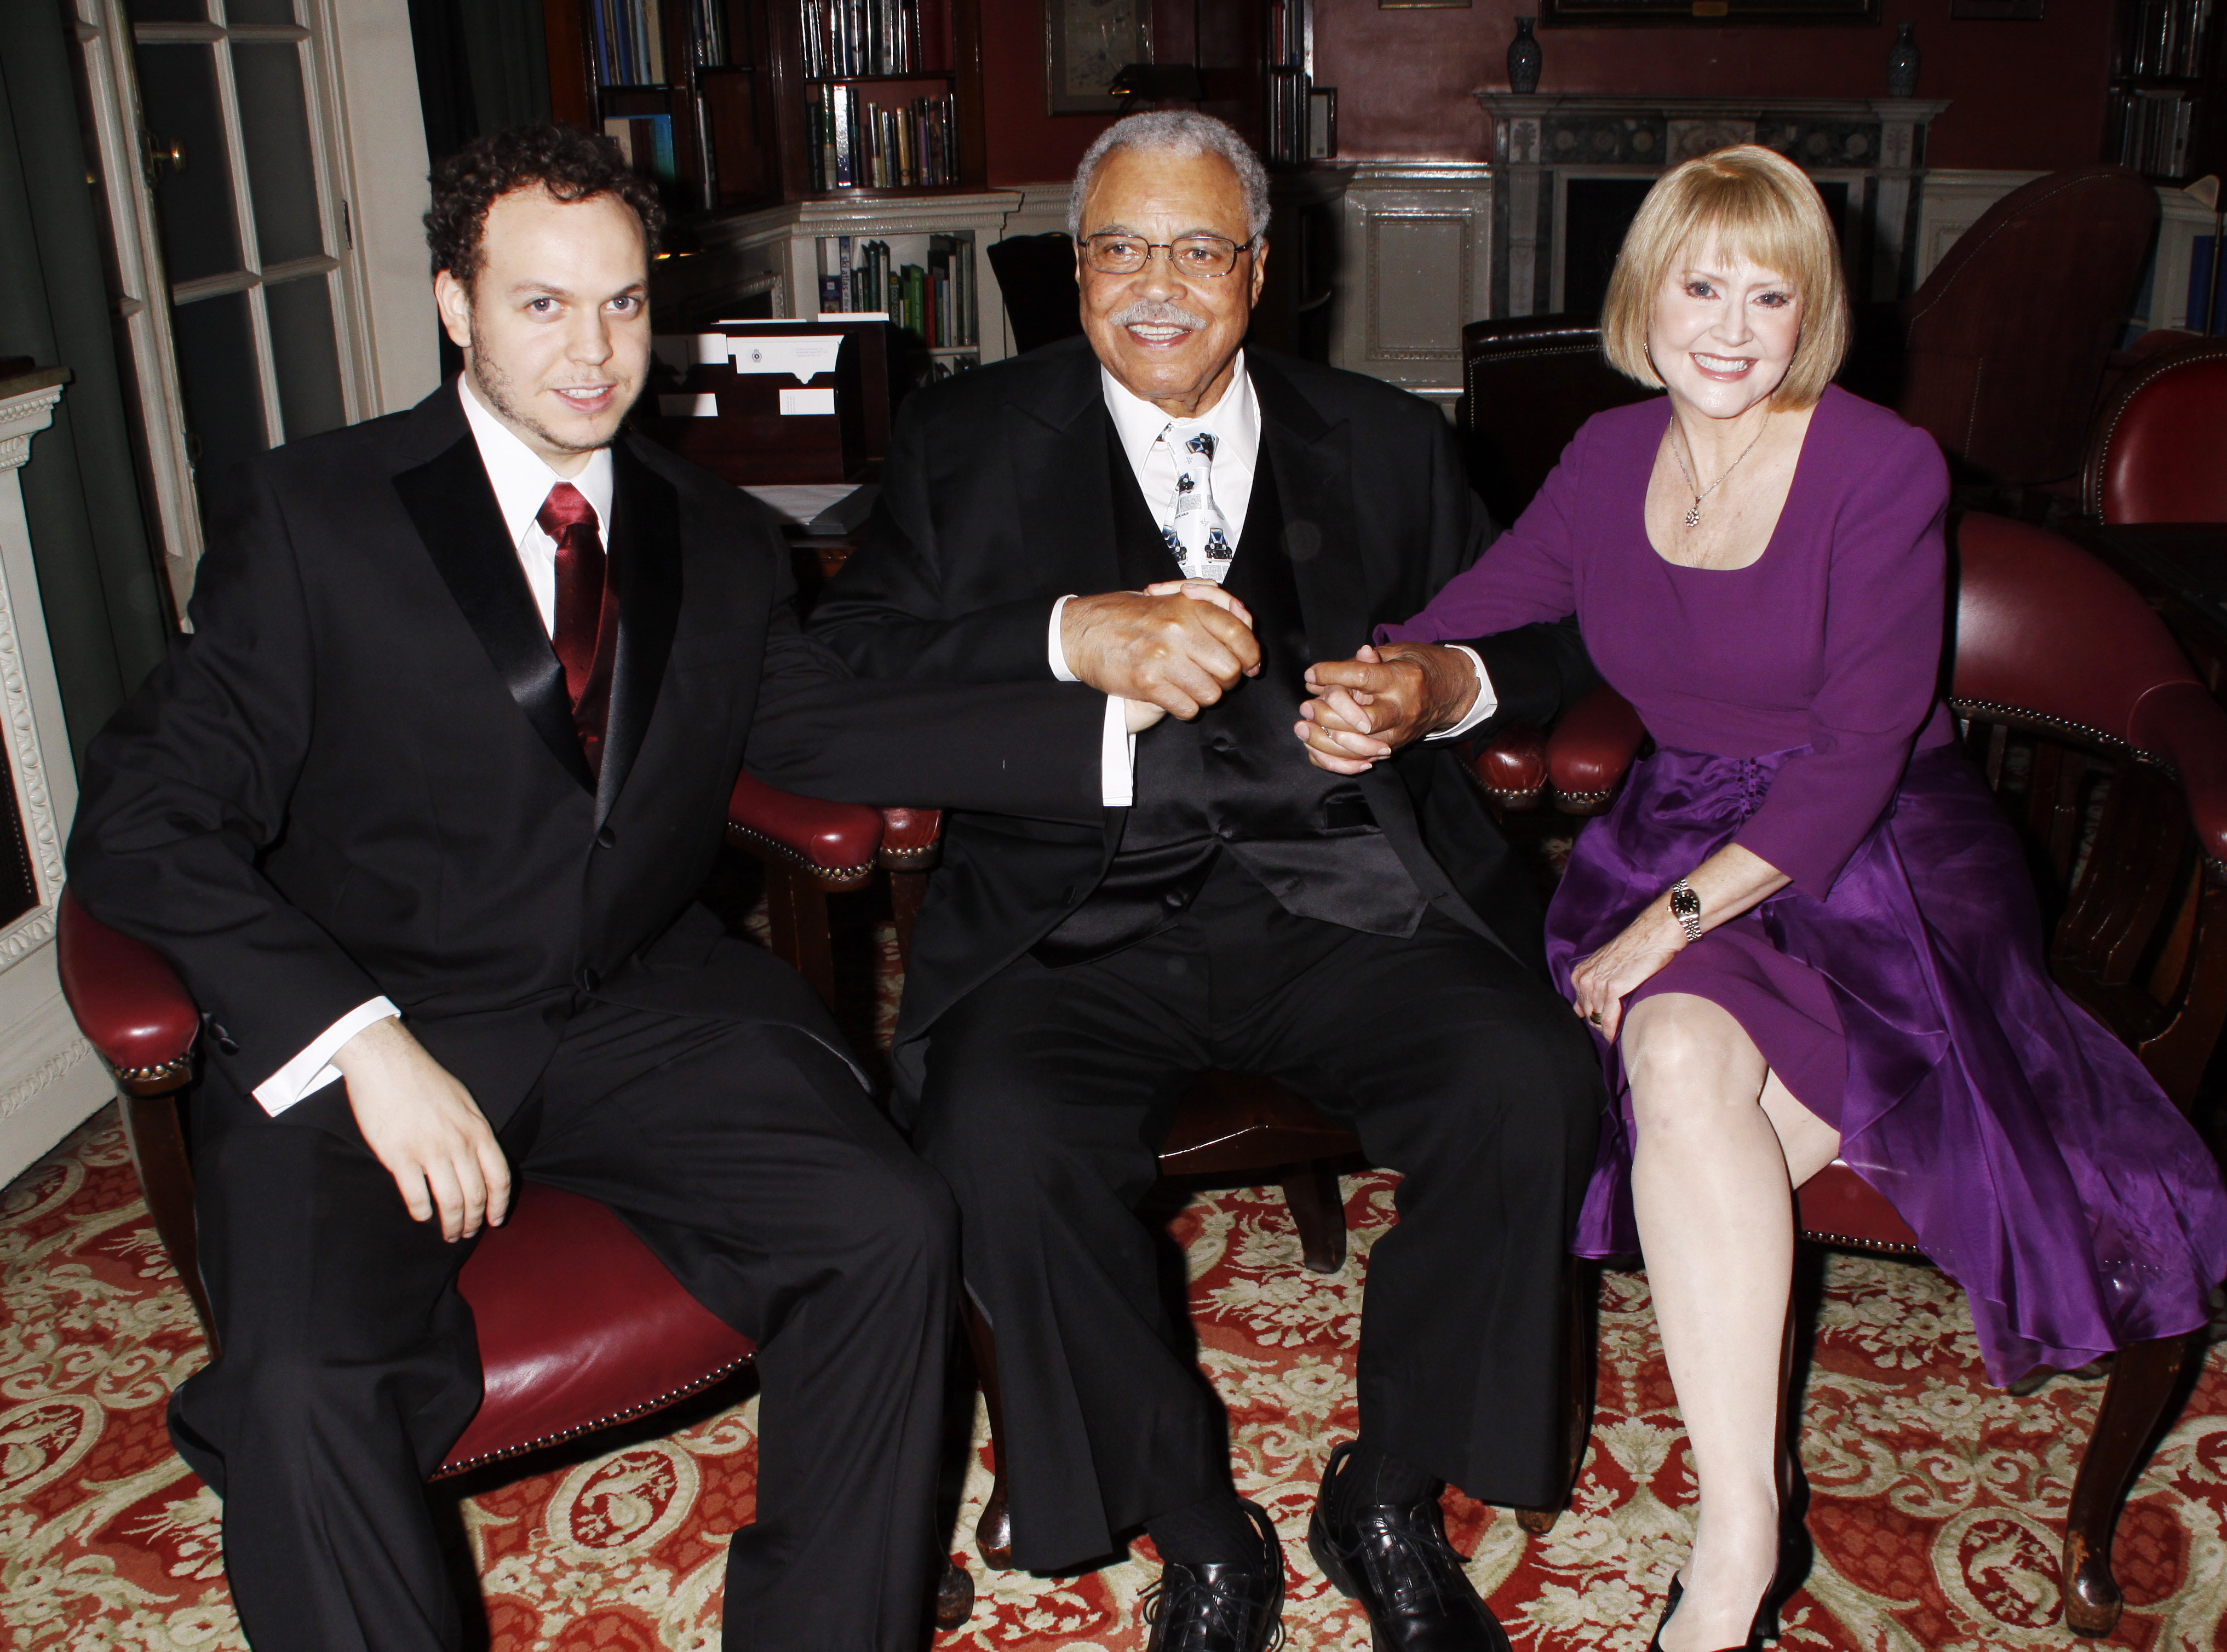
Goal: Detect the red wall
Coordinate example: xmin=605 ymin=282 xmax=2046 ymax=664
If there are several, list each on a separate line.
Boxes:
xmin=983 ymin=0 xmax=2114 ymax=184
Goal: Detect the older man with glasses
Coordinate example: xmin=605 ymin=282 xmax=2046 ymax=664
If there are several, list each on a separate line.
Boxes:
xmin=810 ymin=111 xmax=1605 ymax=1652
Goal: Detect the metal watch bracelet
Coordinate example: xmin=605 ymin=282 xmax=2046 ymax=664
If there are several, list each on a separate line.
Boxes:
xmin=1668 ymin=878 xmax=1703 ymax=943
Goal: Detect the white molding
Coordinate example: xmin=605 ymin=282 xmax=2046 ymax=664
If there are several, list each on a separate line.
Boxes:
xmin=1331 ymin=164 xmax=1491 ymax=398
xmin=0 ymin=383 xmax=105 ymax=1185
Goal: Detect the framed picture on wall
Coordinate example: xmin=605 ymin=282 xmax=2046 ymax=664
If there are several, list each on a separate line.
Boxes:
xmin=1542 ymin=0 xmax=1879 ymax=21
xmin=1044 ymin=0 xmax=1152 ymax=114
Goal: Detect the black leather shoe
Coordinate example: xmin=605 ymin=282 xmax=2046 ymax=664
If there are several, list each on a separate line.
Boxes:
xmin=1142 ymin=1498 xmax=1285 ymax=1652
xmin=1306 ymin=1442 xmax=1510 ymax=1651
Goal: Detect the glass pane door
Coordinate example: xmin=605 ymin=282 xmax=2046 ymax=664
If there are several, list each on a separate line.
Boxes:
xmin=127 ymin=1 xmax=361 ymax=473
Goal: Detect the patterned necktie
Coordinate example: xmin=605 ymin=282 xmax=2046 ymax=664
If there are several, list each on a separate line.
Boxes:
xmin=1161 ymin=429 xmax=1235 ymax=582
xmin=535 ymin=481 xmax=618 ymax=777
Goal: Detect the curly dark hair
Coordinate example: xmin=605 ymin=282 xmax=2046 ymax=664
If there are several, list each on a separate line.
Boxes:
xmin=423 ymin=124 xmax=665 ymax=286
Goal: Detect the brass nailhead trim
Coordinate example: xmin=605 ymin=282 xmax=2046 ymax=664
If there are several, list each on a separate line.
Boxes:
xmin=427 ymin=1354 xmax=755 ymax=1479
xmin=724 ymin=823 xmax=876 ymax=883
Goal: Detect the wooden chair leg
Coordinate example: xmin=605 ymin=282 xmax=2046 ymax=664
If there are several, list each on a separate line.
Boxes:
xmin=2062 ymin=1333 xmax=2197 ymax=1637
xmin=116 ymin=1090 xmax=216 ymax=1351
xmin=1516 ymin=1260 xmax=1595 ymax=1535
xmin=889 ymin=867 xmax=931 ymax=961
xmin=1279 ymin=1161 xmax=1347 ymax=1275
xmin=760 ymin=863 xmax=837 ymax=1009
xmin=963 ymin=1298 xmax=1014 ymax=1568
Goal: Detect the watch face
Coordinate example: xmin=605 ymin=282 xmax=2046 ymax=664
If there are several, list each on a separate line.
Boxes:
xmin=1671 ymin=887 xmax=1701 ymax=919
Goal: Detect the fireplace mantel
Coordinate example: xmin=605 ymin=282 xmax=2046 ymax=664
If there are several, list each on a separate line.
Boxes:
xmin=1473 ymin=94 xmax=1952 ymax=319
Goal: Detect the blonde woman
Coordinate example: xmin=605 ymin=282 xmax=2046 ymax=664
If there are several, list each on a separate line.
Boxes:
xmin=1297 ymin=146 xmax=2227 ymax=1652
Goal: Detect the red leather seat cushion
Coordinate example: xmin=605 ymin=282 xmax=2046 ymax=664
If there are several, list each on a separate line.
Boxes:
xmin=441 ymin=1183 xmax=754 ymax=1475
xmin=1795 ymin=1162 xmax=1921 ymax=1252
xmin=56 ymin=891 xmax=199 ymax=1075
xmin=2098 ymin=352 xmax=2227 ymax=524
xmin=727 ymin=771 xmax=882 ymax=875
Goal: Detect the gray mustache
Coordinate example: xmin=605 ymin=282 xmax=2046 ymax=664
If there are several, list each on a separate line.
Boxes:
xmin=1109 ymin=300 xmax=1210 ymax=331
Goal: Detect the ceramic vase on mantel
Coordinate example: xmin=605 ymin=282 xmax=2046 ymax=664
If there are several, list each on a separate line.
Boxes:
xmin=1508 ymin=17 xmax=1542 ymax=95
xmin=1886 ymin=21 xmax=1921 ymax=99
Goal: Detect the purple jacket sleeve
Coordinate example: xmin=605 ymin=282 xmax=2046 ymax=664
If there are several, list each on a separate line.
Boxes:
xmin=1733 ymin=423 xmax=1950 ymax=897
xmin=1375 ymin=423 xmax=1586 ymax=645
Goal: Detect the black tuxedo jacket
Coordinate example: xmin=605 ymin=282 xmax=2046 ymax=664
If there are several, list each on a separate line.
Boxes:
xmin=67 ymin=381 xmax=1105 ymax=1132
xmin=809 ymin=339 xmax=1595 ymax=1103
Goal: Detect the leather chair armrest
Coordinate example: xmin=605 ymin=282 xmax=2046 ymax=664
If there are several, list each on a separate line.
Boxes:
xmin=1472 ymin=726 xmax=1547 ymax=811
xmin=2132 ymin=680 xmax=2227 ymax=869
xmin=1547 ymin=682 xmax=1646 ymax=816
xmin=56 ymin=890 xmax=199 ymax=1095
xmin=725 ymin=773 xmax=884 ymax=887
xmin=877 ymin=807 xmax=945 ymax=870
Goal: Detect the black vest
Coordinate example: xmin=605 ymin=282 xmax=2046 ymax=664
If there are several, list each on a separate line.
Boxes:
xmin=1036 ymin=418 xmax=1427 ymax=966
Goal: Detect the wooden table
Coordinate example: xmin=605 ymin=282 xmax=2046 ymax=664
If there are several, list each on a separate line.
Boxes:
xmin=2059 ymin=521 xmax=2227 ymax=694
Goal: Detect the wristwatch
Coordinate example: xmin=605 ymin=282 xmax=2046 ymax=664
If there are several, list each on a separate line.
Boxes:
xmin=1668 ymin=879 xmax=1703 ymax=943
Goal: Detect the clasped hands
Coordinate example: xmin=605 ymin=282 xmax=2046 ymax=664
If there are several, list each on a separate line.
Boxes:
xmin=1060 ymin=585 xmax=1479 ymax=760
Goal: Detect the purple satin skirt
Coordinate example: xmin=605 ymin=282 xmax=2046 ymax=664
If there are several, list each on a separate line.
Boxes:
xmin=1552 ymin=741 xmax=2227 ymax=1385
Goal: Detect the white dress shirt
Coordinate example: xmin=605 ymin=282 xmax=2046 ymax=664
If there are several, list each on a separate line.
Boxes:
xmin=1047 ymin=356 xmax=1497 ymax=808
xmin=252 ymin=378 xmax=611 ymax=1116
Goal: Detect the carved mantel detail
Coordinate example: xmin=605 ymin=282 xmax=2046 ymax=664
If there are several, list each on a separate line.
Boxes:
xmin=1473 ymin=95 xmax=1952 ymax=320
xmin=0 ymin=375 xmax=70 ymax=977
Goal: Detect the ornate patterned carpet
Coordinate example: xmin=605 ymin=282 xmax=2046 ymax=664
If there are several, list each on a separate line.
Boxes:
xmin=4 ymin=1100 xmax=2225 ymax=1651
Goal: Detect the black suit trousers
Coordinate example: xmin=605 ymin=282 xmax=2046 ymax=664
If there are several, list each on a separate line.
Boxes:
xmin=171 ymin=998 xmax=956 ymax=1652
xmin=911 ymin=860 xmax=1603 ymax=1571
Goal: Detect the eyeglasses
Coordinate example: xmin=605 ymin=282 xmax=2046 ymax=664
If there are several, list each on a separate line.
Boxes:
xmin=1080 ymin=233 xmax=1255 ymax=278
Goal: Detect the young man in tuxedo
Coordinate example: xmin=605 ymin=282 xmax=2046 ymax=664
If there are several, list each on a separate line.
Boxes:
xmin=809 ymin=112 xmax=1607 ymax=1652
xmin=63 ymin=125 xmax=1169 ymax=1651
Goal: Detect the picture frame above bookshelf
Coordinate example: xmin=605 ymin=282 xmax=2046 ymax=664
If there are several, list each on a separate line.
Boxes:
xmin=543 ymin=0 xmax=989 ymax=219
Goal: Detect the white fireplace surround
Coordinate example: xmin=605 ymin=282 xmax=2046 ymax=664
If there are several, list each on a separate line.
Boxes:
xmin=0 ymin=372 xmax=110 ymax=1185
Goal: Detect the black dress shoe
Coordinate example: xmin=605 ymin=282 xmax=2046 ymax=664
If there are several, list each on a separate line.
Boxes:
xmin=1142 ymin=1498 xmax=1285 ymax=1652
xmin=1306 ymin=1442 xmax=1509 ymax=1651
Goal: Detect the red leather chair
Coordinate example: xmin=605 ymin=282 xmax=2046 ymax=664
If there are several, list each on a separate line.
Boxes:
xmin=1898 ymin=165 xmax=2159 ymax=490
xmin=2082 ymin=335 xmax=2227 ymax=524
xmin=1460 ymin=315 xmax=1661 ymax=530
xmin=54 ymin=769 xmax=977 ymax=1624
xmin=53 ymin=898 xmax=757 ymax=1479
xmin=1500 ymin=511 xmax=2227 ymax=1637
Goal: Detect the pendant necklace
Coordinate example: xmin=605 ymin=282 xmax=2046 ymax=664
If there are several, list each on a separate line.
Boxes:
xmin=1670 ymin=412 xmax=1770 ymax=528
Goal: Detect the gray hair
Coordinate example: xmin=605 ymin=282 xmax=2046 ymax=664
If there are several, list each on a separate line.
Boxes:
xmin=1067 ymin=111 xmax=1271 ymax=244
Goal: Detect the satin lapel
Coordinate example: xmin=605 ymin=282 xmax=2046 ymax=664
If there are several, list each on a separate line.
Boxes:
xmin=393 ymin=435 xmax=594 ymax=794
xmin=1009 ymin=353 xmax=1121 ymax=600
xmin=597 ymin=439 xmax=683 ymax=827
xmin=1250 ymin=358 xmax=1370 ymax=668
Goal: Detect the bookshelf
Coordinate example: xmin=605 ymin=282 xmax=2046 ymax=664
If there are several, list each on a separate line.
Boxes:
xmin=2106 ymin=0 xmax=2226 ymax=185
xmin=542 ymin=0 xmax=989 ymax=215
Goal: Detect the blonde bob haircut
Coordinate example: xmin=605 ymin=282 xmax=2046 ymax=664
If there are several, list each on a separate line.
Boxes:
xmin=1600 ymin=144 xmax=1850 ymax=411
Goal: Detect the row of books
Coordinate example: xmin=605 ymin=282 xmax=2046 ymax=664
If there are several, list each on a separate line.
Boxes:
xmin=2119 ymin=0 xmax=2217 ymax=79
xmin=1264 ymin=67 xmax=1311 ymax=169
xmin=816 ymin=236 xmax=977 ymax=348
xmin=801 ymin=0 xmax=945 ymax=79
xmin=604 ymin=114 xmax=678 ymax=183
xmin=807 ymin=86 xmax=961 ymax=190
xmin=588 ymin=0 xmax=731 ymax=89
xmin=2111 ymin=87 xmax=2202 ymax=178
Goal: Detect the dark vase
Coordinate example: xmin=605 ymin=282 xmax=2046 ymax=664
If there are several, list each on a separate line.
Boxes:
xmin=1886 ymin=21 xmax=1921 ymax=99
xmin=1508 ymin=16 xmax=1542 ymax=95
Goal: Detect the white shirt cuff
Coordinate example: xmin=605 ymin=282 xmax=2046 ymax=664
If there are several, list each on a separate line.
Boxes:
xmin=1424 ymin=645 xmax=1500 ymax=741
xmin=1101 ymin=693 xmax=1138 ymax=807
xmin=251 ymin=997 xmax=401 ymax=1116
xmin=1049 ymin=594 xmax=1078 ymax=682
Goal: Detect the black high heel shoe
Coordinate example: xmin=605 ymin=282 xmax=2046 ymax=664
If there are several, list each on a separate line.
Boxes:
xmin=1646 ymin=1461 xmax=1812 ymax=1652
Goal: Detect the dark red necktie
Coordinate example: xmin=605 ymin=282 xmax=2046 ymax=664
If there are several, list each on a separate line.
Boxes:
xmin=536 ymin=482 xmax=618 ymax=777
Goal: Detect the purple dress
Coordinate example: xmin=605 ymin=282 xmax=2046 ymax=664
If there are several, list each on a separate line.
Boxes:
xmin=1383 ymin=386 xmax=2227 ymax=1385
